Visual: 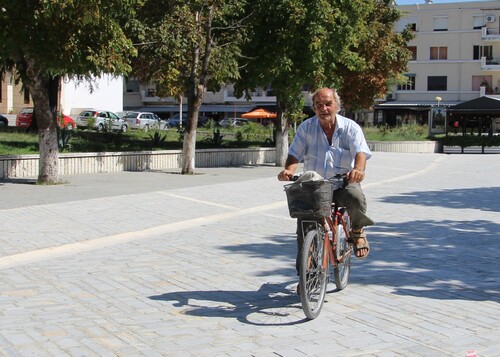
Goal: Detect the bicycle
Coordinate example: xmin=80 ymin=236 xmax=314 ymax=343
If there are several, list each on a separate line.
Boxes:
xmin=284 ymin=173 xmax=352 ymax=320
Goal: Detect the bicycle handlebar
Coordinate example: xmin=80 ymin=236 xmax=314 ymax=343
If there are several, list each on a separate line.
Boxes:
xmin=291 ymin=173 xmax=348 ymax=187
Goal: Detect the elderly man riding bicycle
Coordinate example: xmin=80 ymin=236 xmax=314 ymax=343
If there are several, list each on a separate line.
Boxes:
xmin=278 ymin=87 xmax=375 ymax=274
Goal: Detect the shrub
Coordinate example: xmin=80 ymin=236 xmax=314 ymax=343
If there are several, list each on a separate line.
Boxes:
xmin=363 ymin=124 xmax=429 ymax=141
xmin=438 ymin=134 xmax=500 ymax=148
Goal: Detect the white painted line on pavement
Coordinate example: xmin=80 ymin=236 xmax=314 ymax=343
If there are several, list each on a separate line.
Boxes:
xmin=158 ymin=192 xmax=237 ymax=209
xmin=0 ymin=201 xmax=286 ymax=270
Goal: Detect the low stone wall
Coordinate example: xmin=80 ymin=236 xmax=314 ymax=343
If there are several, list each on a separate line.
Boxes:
xmin=0 ymin=148 xmax=276 ymax=179
xmin=367 ymin=140 xmax=443 ymax=153
xmin=0 ymin=141 xmax=443 ymax=179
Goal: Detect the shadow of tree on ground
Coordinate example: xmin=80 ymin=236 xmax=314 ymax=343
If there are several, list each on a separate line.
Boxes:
xmin=381 ymin=186 xmax=500 ymax=212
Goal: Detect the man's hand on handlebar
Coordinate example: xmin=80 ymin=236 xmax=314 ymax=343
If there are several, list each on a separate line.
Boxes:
xmin=347 ymin=168 xmax=365 ymax=183
xmin=277 ymin=169 xmax=295 ymax=181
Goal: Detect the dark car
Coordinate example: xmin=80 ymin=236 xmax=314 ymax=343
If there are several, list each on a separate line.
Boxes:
xmin=165 ymin=113 xmax=210 ymax=128
xmin=0 ymin=114 xmax=8 ymax=127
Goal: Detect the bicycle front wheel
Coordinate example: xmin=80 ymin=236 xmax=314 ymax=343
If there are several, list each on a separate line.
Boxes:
xmin=334 ymin=214 xmax=351 ymax=290
xmin=299 ymin=228 xmax=328 ymax=320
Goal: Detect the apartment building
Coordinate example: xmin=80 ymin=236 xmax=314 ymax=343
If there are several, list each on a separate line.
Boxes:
xmin=375 ymin=0 xmax=500 ymax=134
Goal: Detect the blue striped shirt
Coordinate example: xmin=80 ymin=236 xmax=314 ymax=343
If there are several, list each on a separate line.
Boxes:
xmin=288 ymin=114 xmax=372 ymax=178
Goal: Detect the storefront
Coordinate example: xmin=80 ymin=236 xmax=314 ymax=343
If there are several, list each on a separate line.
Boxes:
xmin=447 ymin=96 xmax=500 ymax=136
xmin=373 ymin=101 xmax=451 ymax=127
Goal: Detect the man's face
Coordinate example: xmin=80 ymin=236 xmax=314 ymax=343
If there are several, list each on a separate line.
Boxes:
xmin=313 ymin=89 xmax=337 ymax=123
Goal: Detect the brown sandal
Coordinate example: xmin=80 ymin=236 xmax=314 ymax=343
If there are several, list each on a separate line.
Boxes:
xmin=351 ymin=229 xmax=370 ymax=260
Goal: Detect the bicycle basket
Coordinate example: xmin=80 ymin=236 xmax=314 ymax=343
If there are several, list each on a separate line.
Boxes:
xmin=284 ymin=180 xmax=333 ymax=219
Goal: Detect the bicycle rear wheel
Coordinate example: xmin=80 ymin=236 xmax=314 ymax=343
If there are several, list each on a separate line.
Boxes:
xmin=299 ymin=228 xmax=328 ymax=320
xmin=334 ymin=213 xmax=351 ymax=290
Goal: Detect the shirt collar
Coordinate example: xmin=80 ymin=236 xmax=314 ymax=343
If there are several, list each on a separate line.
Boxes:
xmin=313 ymin=114 xmax=345 ymax=136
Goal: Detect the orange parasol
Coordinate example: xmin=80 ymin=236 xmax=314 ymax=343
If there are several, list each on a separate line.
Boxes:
xmin=241 ymin=108 xmax=277 ymax=119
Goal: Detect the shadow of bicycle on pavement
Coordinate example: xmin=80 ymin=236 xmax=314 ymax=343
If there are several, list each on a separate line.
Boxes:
xmin=149 ymin=281 xmax=312 ymax=326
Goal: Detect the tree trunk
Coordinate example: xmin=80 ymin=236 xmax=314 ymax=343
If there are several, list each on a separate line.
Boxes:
xmin=276 ymin=112 xmax=288 ymax=167
xmin=181 ymin=84 xmax=204 ymax=174
xmin=27 ymin=67 xmax=60 ymax=184
xmin=181 ymin=5 xmax=213 ymax=174
xmin=274 ymin=103 xmax=289 ymax=167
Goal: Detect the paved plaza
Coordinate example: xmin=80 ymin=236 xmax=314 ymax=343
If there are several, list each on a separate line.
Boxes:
xmin=0 ymin=152 xmax=499 ymax=357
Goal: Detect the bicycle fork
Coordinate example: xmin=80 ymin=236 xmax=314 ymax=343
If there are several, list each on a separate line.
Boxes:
xmin=300 ymin=220 xmax=330 ymax=275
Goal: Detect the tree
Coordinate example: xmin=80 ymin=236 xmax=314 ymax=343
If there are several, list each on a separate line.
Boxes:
xmin=0 ymin=1 xmax=139 ymax=183
xmin=133 ymin=0 xmax=247 ymax=174
xmin=235 ymin=0 xmax=411 ymax=166
xmin=336 ymin=0 xmax=413 ymax=118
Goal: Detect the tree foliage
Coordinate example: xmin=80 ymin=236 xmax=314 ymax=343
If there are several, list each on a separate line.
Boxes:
xmin=133 ymin=0 xmax=247 ymax=174
xmin=0 ymin=0 xmax=139 ymax=183
xmin=335 ymin=0 xmax=413 ymax=116
xmin=235 ymin=0 xmax=411 ymax=166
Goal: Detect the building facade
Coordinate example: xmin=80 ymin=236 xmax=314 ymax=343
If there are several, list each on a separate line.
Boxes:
xmin=123 ymin=80 xmax=316 ymax=121
xmin=0 ymin=71 xmax=31 ymax=115
xmin=375 ymin=0 xmax=500 ymax=133
xmin=0 ymin=73 xmax=123 ymax=118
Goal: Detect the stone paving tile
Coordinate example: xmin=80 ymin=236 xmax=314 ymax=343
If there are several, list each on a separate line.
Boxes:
xmin=0 ymin=153 xmax=499 ymax=356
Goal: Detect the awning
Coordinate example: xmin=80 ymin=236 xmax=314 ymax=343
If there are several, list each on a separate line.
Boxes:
xmin=374 ymin=101 xmax=461 ymax=110
xmin=241 ymin=108 xmax=277 ymax=119
xmin=447 ymin=96 xmax=500 ymax=114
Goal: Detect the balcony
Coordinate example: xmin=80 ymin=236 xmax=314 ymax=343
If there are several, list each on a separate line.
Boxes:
xmin=480 ymin=56 xmax=500 ymax=70
xmin=481 ymin=27 xmax=500 ymax=42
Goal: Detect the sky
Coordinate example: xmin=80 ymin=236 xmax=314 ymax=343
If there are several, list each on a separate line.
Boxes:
xmin=396 ymin=0 xmax=493 ymax=4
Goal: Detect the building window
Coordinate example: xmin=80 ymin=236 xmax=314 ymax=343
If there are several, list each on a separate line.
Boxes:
xmin=473 ymin=15 xmax=485 ymax=29
xmin=430 ymin=46 xmax=447 ymax=60
xmin=24 ymin=88 xmax=30 ymax=104
xmin=408 ymin=46 xmax=417 ymax=60
xmin=398 ymin=74 xmax=416 ymax=91
xmin=428 ymin=76 xmax=447 ymax=91
xmin=473 ymin=45 xmax=492 ymax=60
xmin=396 ymin=16 xmax=417 ymax=32
xmin=125 ymin=78 xmax=140 ymax=93
xmin=472 ymin=75 xmax=492 ymax=91
xmin=433 ymin=16 xmax=448 ymax=31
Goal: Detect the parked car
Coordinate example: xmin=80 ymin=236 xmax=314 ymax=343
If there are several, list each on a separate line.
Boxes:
xmin=116 ymin=111 xmax=128 ymax=118
xmin=76 ymin=109 xmax=128 ymax=132
xmin=218 ymin=118 xmax=249 ymax=128
xmin=59 ymin=115 xmax=77 ymax=130
xmin=164 ymin=113 xmax=210 ymax=128
xmin=121 ymin=111 xmax=161 ymax=131
xmin=0 ymin=114 xmax=8 ymax=126
xmin=164 ymin=113 xmax=187 ymax=128
xmin=15 ymin=107 xmax=76 ymax=129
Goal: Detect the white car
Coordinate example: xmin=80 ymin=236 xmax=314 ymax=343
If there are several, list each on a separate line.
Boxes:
xmin=218 ymin=118 xmax=249 ymax=127
xmin=76 ymin=110 xmax=128 ymax=132
xmin=121 ymin=111 xmax=161 ymax=132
